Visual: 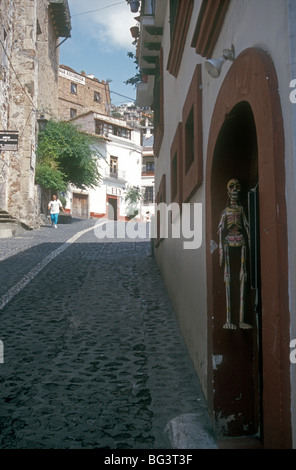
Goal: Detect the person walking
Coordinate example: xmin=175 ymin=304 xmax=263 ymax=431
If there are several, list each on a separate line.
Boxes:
xmin=48 ymin=194 xmax=64 ymax=228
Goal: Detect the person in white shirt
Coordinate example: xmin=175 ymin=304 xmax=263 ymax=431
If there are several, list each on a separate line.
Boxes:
xmin=48 ymin=194 xmax=64 ymax=228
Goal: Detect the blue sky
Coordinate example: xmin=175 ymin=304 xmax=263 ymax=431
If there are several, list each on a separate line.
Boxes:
xmin=59 ymin=0 xmax=139 ymax=106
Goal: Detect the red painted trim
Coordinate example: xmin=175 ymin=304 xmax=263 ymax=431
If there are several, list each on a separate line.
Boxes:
xmin=90 ymin=212 xmax=105 ymax=218
xmin=154 ymin=48 xmax=164 ymax=158
xmin=167 ymin=0 xmax=194 ymax=77
xmin=206 ymin=48 xmax=291 ymax=448
xmin=191 ymin=0 xmax=230 ymax=58
xmin=182 ymin=64 xmax=203 ymax=201
xmin=170 ymin=122 xmax=183 ymax=206
xmin=155 ymin=174 xmax=166 ymax=248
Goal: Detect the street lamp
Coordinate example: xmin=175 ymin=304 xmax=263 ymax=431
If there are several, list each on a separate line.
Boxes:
xmin=204 ymin=46 xmax=235 ymax=78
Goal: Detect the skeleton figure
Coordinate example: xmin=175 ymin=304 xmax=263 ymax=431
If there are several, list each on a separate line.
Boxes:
xmin=218 ymin=179 xmax=252 ymax=330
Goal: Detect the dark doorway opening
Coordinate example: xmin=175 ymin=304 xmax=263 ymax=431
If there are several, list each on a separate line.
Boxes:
xmin=108 ymin=196 xmax=118 ymax=221
xmin=210 ymin=101 xmax=262 ymax=439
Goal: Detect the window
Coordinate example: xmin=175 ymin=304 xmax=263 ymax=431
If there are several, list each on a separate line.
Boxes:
xmin=95 ymin=120 xmax=112 ymax=136
xmin=143 ymin=186 xmax=154 ymax=204
xmin=113 ymin=126 xmax=131 ymax=139
xmin=142 ymin=161 xmax=155 ymax=173
xmin=95 ymin=120 xmax=131 ymax=139
xmin=71 ymin=82 xmax=77 ymax=94
xmin=146 ymin=161 xmax=155 ymax=172
xmin=94 ymin=91 xmax=101 ymax=102
xmin=153 ymin=48 xmax=164 ymax=157
xmin=155 ymin=174 xmax=166 ymax=248
xmin=170 ymin=122 xmax=182 ymax=205
xmin=70 ymin=108 xmax=77 ymax=119
xmin=191 ymin=0 xmax=230 ymax=58
xmin=181 ymin=65 xmax=203 ymax=202
xmin=171 ymin=153 xmax=178 ymax=200
xmin=169 ymin=0 xmax=179 ymax=38
xmin=110 ymin=156 xmax=118 ymax=178
xmin=184 ymin=107 xmax=194 ymax=173
xmin=167 ymin=0 xmax=194 ymax=76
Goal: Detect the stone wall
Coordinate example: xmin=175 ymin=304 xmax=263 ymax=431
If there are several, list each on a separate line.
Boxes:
xmin=0 ymin=0 xmax=15 ymax=212
xmin=36 ymin=0 xmax=60 ymax=121
xmin=0 ymin=0 xmax=68 ymax=227
xmin=58 ymin=66 xmax=111 ymax=121
xmin=5 ymin=0 xmax=38 ymax=226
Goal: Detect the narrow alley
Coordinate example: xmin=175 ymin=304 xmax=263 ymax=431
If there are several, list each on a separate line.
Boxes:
xmin=0 ymin=219 xmax=216 ymax=450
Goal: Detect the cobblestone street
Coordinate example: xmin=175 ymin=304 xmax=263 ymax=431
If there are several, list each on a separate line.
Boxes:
xmin=0 ymin=219 xmax=216 ymax=449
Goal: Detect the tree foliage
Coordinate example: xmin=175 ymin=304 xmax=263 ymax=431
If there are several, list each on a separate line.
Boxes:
xmin=35 ymin=163 xmax=67 ymax=192
xmin=124 ymin=185 xmax=142 ymax=204
xmin=35 ymin=120 xmax=102 ymax=191
xmin=124 ymin=51 xmax=142 ymax=88
xmin=125 ymin=185 xmax=142 ymax=219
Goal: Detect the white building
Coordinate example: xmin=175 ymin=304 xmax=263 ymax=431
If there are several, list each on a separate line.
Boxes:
xmin=133 ymin=0 xmax=296 ymax=448
xmin=64 ymin=111 xmax=142 ymax=221
xmin=140 ymin=130 xmax=155 ymax=221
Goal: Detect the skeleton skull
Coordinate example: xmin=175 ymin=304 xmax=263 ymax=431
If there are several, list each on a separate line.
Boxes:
xmin=227 ymin=178 xmax=241 ymax=202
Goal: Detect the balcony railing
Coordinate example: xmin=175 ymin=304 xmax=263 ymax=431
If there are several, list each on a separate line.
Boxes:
xmin=141 ymin=170 xmax=155 ymax=176
xmin=104 ymin=168 xmax=126 ymax=181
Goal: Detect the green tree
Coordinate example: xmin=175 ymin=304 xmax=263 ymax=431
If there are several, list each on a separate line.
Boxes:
xmin=124 ymin=51 xmax=142 ymax=88
xmin=35 ymin=120 xmax=103 ymax=191
xmin=125 ymin=185 xmax=142 ymax=219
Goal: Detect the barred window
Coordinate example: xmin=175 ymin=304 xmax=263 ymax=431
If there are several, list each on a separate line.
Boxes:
xmin=143 ymin=186 xmax=154 ymax=204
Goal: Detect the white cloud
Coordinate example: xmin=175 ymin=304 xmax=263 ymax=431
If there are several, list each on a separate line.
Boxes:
xmin=69 ymin=0 xmax=137 ymax=51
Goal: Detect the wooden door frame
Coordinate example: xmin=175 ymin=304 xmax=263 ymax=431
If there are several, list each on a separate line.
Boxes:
xmin=206 ymin=48 xmax=291 ymax=448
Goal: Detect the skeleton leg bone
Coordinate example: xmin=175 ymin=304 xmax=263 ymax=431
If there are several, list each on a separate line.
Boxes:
xmin=239 ymin=244 xmax=252 ymax=329
xmin=223 ymin=243 xmax=237 ymax=329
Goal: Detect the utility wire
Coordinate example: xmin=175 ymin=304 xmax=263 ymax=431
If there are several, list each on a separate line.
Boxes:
xmin=71 ymin=1 xmax=126 ymax=18
xmin=110 ymin=90 xmax=135 ymax=101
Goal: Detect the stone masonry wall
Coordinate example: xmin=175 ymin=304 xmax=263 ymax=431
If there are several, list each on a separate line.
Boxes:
xmin=0 ymin=0 xmax=15 ymax=211
xmin=36 ymin=0 xmax=60 ymax=122
xmin=58 ymin=66 xmax=111 ymax=121
xmin=0 ymin=0 xmax=65 ymax=227
xmin=5 ymin=0 xmax=38 ymax=226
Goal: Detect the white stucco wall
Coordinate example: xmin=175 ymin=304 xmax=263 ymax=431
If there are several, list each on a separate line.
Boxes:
xmin=67 ymin=115 xmax=142 ymax=219
xmin=154 ymin=0 xmax=296 ymax=415
xmin=154 ymin=0 xmax=207 ymax=391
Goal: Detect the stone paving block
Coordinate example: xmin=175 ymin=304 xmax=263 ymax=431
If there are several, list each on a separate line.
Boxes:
xmin=0 ymin=219 xmax=216 ymax=449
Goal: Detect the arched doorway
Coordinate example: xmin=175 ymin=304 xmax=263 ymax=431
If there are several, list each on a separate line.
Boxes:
xmin=206 ymin=48 xmax=291 ymax=448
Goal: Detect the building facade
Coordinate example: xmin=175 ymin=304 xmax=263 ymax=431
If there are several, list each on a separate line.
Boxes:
xmin=64 ymin=111 xmax=142 ymax=221
xmin=141 ymin=130 xmax=154 ymax=221
xmin=58 ymin=65 xmax=111 ymax=121
xmin=134 ymin=0 xmax=296 ymax=448
xmin=0 ymin=0 xmax=71 ymax=227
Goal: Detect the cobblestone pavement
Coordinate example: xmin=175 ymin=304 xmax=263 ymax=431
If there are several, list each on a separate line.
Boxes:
xmin=0 ymin=218 xmax=216 ymax=449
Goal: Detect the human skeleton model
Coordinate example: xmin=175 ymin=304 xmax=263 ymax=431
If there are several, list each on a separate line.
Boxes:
xmin=218 ymin=179 xmax=252 ymax=330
